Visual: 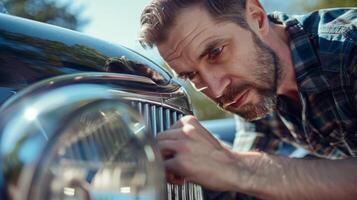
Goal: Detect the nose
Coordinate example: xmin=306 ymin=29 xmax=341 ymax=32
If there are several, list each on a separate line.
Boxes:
xmin=192 ymin=69 xmax=231 ymax=98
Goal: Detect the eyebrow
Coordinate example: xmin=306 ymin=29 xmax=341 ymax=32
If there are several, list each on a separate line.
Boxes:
xmin=198 ymin=38 xmax=225 ymax=60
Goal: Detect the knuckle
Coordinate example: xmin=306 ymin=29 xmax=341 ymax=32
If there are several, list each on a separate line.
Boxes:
xmin=182 ymin=115 xmax=197 ymax=124
xmin=182 ymin=125 xmax=197 ymax=139
xmin=182 ymin=124 xmax=195 ymax=133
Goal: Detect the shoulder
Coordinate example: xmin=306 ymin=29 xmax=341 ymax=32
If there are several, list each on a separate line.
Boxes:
xmin=298 ymin=8 xmax=357 ymax=73
xmin=269 ymin=9 xmax=356 ymax=84
xmin=297 ymin=8 xmax=356 ymax=38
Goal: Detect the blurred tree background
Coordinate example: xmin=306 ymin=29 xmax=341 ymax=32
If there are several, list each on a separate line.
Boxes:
xmin=2 ymin=0 xmax=88 ymax=30
xmin=303 ymin=0 xmax=357 ymax=11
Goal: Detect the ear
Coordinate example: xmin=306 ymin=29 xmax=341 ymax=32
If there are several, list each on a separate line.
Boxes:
xmin=245 ymin=0 xmax=269 ymax=37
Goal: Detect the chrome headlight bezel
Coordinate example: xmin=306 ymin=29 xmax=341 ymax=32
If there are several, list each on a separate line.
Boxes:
xmin=0 ymin=73 xmax=167 ymax=200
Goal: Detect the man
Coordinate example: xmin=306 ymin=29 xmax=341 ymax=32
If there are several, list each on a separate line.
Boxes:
xmin=139 ymin=0 xmax=357 ymax=199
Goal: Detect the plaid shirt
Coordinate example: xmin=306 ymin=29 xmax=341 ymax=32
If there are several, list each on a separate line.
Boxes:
xmin=234 ymin=8 xmax=357 ymax=159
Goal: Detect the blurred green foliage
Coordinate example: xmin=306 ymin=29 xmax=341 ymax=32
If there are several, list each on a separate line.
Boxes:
xmin=182 ymin=81 xmax=232 ymax=120
xmin=3 ymin=0 xmax=88 ymax=31
xmin=303 ymin=0 xmax=357 ymax=11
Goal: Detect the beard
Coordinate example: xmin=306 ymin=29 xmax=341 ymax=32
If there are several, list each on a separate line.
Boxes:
xmin=216 ymin=32 xmax=280 ymax=121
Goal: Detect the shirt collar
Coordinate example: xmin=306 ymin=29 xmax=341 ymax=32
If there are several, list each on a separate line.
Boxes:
xmin=268 ymin=12 xmax=330 ymax=95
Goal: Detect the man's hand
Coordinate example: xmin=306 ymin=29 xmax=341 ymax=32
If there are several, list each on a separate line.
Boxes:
xmin=156 ymin=116 xmax=357 ymax=200
xmin=157 ymin=115 xmax=239 ymax=191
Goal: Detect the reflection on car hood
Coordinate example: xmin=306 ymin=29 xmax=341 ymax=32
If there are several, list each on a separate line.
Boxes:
xmin=0 ymin=13 xmax=179 ymax=92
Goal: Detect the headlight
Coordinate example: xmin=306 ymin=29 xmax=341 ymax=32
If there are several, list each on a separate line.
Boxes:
xmin=0 ymin=74 xmax=166 ymax=200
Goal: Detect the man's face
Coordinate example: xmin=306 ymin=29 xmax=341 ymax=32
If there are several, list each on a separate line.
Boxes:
xmin=157 ymin=5 xmax=279 ymax=121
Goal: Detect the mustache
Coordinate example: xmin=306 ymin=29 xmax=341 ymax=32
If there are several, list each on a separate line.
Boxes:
xmin=216 ymin=83 xmax=251 ymax=107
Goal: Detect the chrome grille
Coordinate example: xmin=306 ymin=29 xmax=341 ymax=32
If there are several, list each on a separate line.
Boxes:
xmin=130 ymin=101 xmax=204 ymax=200
xmin=131 ymin=101 xmax=185 ymax=137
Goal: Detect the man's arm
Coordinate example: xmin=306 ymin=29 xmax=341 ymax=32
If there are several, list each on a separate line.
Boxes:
xmin=157 ymin=115 xmax=357 ymax=200
xmin=233 ymin=151 xmax=357 ymax=200
xmin=349 ymin=47 xmax=357 ymax=114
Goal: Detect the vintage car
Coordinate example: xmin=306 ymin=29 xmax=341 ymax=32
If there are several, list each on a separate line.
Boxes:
xmin=0 ymin=13 xmax=205 ymax=199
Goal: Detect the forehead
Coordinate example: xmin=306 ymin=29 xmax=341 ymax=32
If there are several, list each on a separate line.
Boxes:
xmin=157 ymin=5 xmax=216 ymax=63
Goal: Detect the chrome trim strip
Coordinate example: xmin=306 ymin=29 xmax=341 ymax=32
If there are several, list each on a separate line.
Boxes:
xmin=151 ymin=105 xmax=157 ymax=136
xmin=172 ymin=111 xmax=177 ymax=123
xmin=144 ymin=103 xmax=150 ymax=132
xmin=165 ymin=108 xmax=171 ymax=130
xmin=158 ymin=107 xmax=164 ymax=133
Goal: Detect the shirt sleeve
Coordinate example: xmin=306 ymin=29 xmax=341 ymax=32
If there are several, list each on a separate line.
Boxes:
xmin=348 ymin=46 xmax=357 ymax=112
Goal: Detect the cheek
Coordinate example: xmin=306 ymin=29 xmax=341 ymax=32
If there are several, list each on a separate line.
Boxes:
xmin=227 ymin=45 xmax=257 ymax=79
xmin=247 ymin=89 xmax=263 ymax=104
xmin=224 ymin=56 xmax=252 ymax=81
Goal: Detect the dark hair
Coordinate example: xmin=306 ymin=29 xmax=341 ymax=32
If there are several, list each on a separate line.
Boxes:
xmin=139 ymin=0 xmax=248 ymax=48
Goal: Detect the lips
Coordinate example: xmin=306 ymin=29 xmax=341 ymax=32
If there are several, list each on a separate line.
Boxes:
xmin=223 ymin=90 xmax=249 ymax=109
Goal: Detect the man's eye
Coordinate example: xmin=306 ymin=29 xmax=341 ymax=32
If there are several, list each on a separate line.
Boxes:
xmin=207 ymin=46 xmax=224 ymax=61
xmin=179 ymin=71 xmax=197 ymax=81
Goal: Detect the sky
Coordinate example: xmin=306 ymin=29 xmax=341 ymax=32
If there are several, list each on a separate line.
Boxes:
xmin=71 ymin=0 xmax=305 ymax=61
xmin=73 ymin=0 xmax=151 ymax=49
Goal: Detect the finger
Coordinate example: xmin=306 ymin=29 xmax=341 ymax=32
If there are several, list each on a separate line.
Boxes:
xmin=164 ymin=158 xmax=183 ymax=177
xmin=159 ymin=120 xmax=221 ymax=150
xmin=170 ymin=118 xmax=185 ymax=129
xmin=157 ymin=140 xmax=181 ymax=159
xmin=157 ymin=128 xmax=182 ymax=140
xmin=164 ymin=155 xmax=191 ymax=184
xmin=166 ymin=171 xmax=185 ymax=185
xmin=172 ymin=115 xmax=221 ymax=147
xmin=169 ymin=115 xmax=196 ymax=129
xmin=161 ymin=148 xmax=175 ymax=160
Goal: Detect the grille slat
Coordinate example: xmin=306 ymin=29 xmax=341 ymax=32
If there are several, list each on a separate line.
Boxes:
xmin=158 ymin=106 xmax=164 ymax=132
xmin=172 ymin=111 xmax=177 ymax=123
xmin=165 ymin=108 xmax=171 ymax=130
xmin=144 ymin=103 xmax=150 ymax=132
xmin=151 ymin=105 xmax=157 ymax=136
xmin=175 ymin=185 xmax=179 ymax=200
xmin=168 ymin=184 xmax=172 ymax=200
xmin=138 ymin=102 xmax=143 ymax=115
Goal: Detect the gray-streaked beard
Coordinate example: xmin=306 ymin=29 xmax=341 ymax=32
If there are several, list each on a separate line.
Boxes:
xmin=218 ymin=87 xmax=277 ymax=121
xmin=234 ymin=89 xmax=277 ymax=121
